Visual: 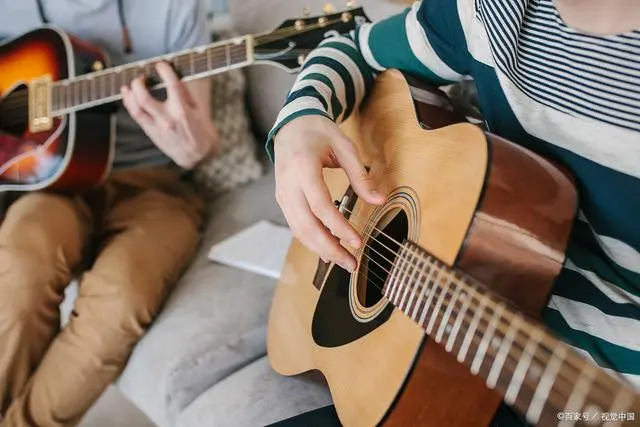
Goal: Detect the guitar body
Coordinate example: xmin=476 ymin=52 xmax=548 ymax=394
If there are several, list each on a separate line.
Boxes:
xmin=267 ymin=70 xmax=578 ymax=426
xmin=0 ymin=27 xmax=113 ymax=193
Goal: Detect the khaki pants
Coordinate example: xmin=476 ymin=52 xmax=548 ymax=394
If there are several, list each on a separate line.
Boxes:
xmin=0 ymin=167 xmax=204 ymax=427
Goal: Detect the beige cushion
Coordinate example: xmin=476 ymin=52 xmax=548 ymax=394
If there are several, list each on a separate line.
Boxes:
xmin=193 ymin=31 xmax=264 ymax=198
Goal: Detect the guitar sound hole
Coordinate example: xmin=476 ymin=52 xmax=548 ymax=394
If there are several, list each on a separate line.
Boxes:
xmin=358 ymin=209 xmax=408 ymax=308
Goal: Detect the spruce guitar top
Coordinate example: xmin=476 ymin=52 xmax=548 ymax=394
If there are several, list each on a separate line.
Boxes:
xmin=266 ymin=70 xmax=640 ymax=427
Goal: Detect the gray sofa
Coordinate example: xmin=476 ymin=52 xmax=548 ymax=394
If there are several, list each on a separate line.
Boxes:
xmin=113 ymin=1 xmax=404 ymax=425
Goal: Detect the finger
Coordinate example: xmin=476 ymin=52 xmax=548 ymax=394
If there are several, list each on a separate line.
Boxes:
xmin=155 ymin=62 xmax=194 ymax=106
xmin=121 ymin=86 xmax=153 ymax=127
xmin=130 ymin=76 xmax=166 ymax=121
xmin=302 ymin=158 xmax=362 ymax=249
xmin=332 ymin=136 xmax=385 ymax=205
xmin=278 ymin=180 xmax=356 ymax=271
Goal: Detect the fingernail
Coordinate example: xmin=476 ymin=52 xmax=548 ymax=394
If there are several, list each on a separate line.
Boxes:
xmin=349 ymin=239 xmax=361 ymax=248
xmin=339 ymin=261 xmax=354 ymax=272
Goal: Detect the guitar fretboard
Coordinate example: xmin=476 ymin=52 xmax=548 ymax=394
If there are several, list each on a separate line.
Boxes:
xmin=51 ymin=37 xmax=251 ymax=115
xmin=381 ymin=241 xmax=639 ymax=426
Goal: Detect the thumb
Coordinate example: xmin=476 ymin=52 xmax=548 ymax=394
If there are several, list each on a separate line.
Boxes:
xmin=333 ymin=138 xmax=385 ymax=205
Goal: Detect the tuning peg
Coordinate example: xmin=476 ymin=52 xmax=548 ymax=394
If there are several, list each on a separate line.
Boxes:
xmin=323 ymin=2 xmax=336 ymax=14
xmin=303 ymin=6 xmax=311 ymax=17
xmin=346 ymin=0 xmax=355 ymax=8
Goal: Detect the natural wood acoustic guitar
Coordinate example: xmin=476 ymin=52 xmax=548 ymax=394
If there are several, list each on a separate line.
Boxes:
xmin=266 ymin=70 xmax=640 ymax=427
xmin=0 ymin=4 xmax=367 ymax=193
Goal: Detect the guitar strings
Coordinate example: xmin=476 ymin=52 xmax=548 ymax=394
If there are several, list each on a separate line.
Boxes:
xmin=349 ymin=245 xmax=620 ymax=413
xmin=345 ymin=232 xmax=625 ymax=409
xmin=333 ymin=206 xmax=627 ymax=404
xmin=0 ymin=14 xmax=348 ymax=115
xmin=0 ymin=50 xmax=309 ymax=124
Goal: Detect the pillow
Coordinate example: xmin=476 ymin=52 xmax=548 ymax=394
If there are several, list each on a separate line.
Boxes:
xmin=193 ymin=32 xmax=264 ymax=198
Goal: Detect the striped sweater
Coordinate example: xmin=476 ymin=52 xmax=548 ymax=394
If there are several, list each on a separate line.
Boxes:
xmin=267 ymin=0 xmax=640 ymax=389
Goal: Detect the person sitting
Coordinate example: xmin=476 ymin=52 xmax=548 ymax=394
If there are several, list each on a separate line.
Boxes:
xmin=267 ymin=0 xmax=639 ymax=424
xmin=0 ymin=0 xmax=218 ymax=425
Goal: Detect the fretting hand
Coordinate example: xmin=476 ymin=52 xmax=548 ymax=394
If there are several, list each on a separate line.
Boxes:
xmin=273 ymin=115 xmax=386 ymax=272
xmin=121 ymin=62 xmax=218 ymax=169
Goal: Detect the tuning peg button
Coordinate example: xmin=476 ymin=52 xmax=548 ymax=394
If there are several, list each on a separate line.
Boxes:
xmin=303 ymin=6 xmax=311 ymax=17
xmin=346 ymin=0 xmax=355 ymax=8
xmin=323 ymin=3 xmax=336 ymax=14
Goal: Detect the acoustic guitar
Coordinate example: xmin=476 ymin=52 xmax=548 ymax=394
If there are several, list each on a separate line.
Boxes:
xmin=0 ymin=3 xmax=367 ymax=193
xmin=266 ymin=70 xmax=640 ymax=426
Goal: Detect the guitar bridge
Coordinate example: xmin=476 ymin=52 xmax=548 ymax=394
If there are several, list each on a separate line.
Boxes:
xmin=28 ymin=75 xmax=53 ymax=133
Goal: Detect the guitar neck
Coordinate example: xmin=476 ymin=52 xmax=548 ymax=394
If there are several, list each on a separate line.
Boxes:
xmin=383 ymin=241 xmax=639 ymax=426
xmin=50 ymin=36 xmax=253 ymax=115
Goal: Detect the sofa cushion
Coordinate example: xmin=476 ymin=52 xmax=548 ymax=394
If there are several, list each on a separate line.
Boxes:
xmin=177 ymin=357 xmax=333 ymax=427
xmin=117 ymin=170 xmax=285 ymax=427
xmin=193 ymin=30 xmax=264 ymax=199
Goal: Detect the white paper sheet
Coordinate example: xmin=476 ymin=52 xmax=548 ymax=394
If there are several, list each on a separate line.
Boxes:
xmin=207 ymin=220 xmax=293 ymax=279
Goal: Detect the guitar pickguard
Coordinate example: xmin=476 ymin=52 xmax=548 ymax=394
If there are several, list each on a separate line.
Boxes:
xmin=312 ymin=264 xmax=394 ymax=348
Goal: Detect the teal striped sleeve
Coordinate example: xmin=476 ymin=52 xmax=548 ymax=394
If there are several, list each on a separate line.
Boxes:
xmin=265 ymin=1 xmax=470 ymax=162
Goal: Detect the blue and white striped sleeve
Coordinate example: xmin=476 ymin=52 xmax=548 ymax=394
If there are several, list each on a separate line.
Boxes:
xmin=265 ymin=0 xmax=472 ymax=161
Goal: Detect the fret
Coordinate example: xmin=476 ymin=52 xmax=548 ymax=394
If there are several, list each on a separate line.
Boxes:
xmin=389 ymin=245 xmax=411 ymax=302
xmin=526 ymin=344 xmax=567 ymax=425
xmin=445 ymin=280 xmax=474 ymax=352
xmin=417 ymin=264 xmax=443 ymax=326
xmin=189 ymin=52 xmax=195 ymax=76
xmin=77 ymin=79 xmax=85 ymax=104
xmin=487 ymin=313 xmax=522 ymax=388
xmin=90 ymin=76 xmax=97 ymax=102
xmin=559 ymin=367 xmax=595 ymax=427
xmin=435 ymin=276 xmax=462 ymax=342
xmin=426 ymin=272 xmax=453 ymax=335
xmin=405 ymin=256 xmax=430 ymax=318
xmin=504 ymin=329 xmax=542 ymax=405
xmin=604 ymin=389 xmax=634 ymax=427
xmin=207 ymin=47 xmax=213 ymax=71
xmin=399 ymin=246 xmax=421 ymax=309
xmin=385 ymin=245 xmax=404 ymax=299
xmin=410 ymin=257 xmax=435 ymax=321
xmin=225 ymin=43 xmax=231 ymax=68
xmin=62 ymin=81 xmax=70 ymax=110
xmin=457 ymin=291 xmax=489 ymax=363
xmin=400 ymin=257 xmax=421 ymax=312
xmin=471 ymin=302 xmax=505 ymax=375
xmin=73 ymin=82 xmax=80 ymax=108
xmin=51 ymin=86 xmax=59 ymax=111
xmin=385 ymin=246 xmax=401 ymax=299
xmin=384 ymin=251 xmax=403 ymax=295
xmin=110 ymin=71 xmax=116 ymax=98
xmin=97 ymin=76 xmax=104 ymax=101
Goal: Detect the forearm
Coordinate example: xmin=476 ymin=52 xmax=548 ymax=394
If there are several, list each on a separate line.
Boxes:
xmin=266 ymin=3 xmax=464 ymax=162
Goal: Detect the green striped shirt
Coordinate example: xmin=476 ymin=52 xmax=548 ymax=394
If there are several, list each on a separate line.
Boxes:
xmin=267 ymin=0 xmax=640 ymax=392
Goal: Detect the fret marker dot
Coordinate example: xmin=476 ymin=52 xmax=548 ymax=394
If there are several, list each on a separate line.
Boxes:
xmin=491 ymin=337 xmax=501 ymax=348
xmin=445 ymin=324 xmax=452 ymax=334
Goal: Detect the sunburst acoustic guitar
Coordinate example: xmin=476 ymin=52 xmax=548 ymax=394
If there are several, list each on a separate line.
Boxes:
xmin=266 ymin=70 xmax=640 ymax=426
xmin=0 ymin=4 xmax=367 ymax=193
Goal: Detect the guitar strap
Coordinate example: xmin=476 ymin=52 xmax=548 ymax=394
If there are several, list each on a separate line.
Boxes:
xmin=34 ymin=0 xmax=133 ymax=53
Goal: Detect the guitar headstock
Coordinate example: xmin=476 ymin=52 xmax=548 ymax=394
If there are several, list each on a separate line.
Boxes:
xmin=253 ymin=2 xmax=370 ymax=72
